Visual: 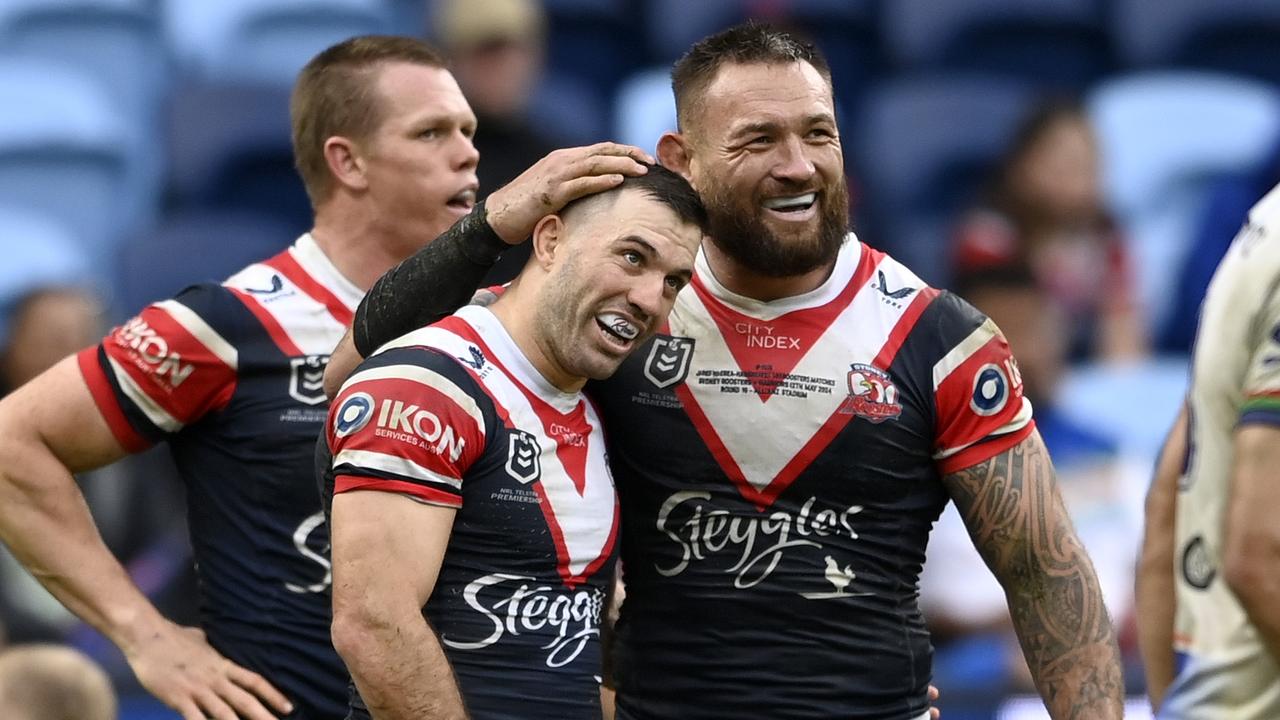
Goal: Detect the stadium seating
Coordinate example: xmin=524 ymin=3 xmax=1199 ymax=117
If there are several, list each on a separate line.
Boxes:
xmin=164 ymin=0 xmax=390 ymax=81
xmin=0 ymin=56 xmax=132 ymax=272
xmin=0 ymin=204 xmax=94 ymax=336
xmin=542 ymin=0 xmax=639 ymax=100
xmin=115 ymin=209 xmax=295 ymax=313
xmin=882 ymin=0 xmax=1110 ymax=90
xmin=1087 ymin=71 xmax=1280 ymax=333
xmin=1113 ymin=0 xmax=1280 ymax=86
xmin=614 ymin=67 xmax=676 ymax=154
xmin=165 ymin=80 xmax=310 ymax=232
xmin=854 ymin=74 xmax=1034 ymax=283
xmin=0 ymin=0 xmax=169 ymax=230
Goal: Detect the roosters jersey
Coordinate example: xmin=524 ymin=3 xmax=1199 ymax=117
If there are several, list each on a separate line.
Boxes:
xmin=1163 ymin=184 xmax=1280 ymax=719
xmin=592 ymin=237 xmax=1034 ymax=720
xmin=325 ymin=305 xmax=619 ymax=720
xmin=78 ymin=234 xmax=355 ymax=719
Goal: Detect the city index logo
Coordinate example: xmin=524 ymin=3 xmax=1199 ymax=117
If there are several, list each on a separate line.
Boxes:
xmin=117 ymin=318 xmax=195 ymax=388
xmin=374 ymin=398 xmax=466 ymax=463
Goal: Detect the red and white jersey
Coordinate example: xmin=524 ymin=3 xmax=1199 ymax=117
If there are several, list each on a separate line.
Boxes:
xmin=78 ymin=234 xmax=360 ymax=718
xmin=591 ymin=236 xmax=1034 ymax=720
xmin=324 ymin=305 xmax=619 ymax=720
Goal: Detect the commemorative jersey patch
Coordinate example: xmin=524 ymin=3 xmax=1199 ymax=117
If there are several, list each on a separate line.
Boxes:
xmin=838 ymin=363 xmax=902 ymax=423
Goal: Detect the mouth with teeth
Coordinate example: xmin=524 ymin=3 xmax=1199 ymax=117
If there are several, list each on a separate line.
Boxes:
xmin=761 ymin=192 xmax=818 ymax=220
xmin=595 ymin=312 xmax=642 ymax=350
xmin=446 ymin=187 xmax=477 ymax=214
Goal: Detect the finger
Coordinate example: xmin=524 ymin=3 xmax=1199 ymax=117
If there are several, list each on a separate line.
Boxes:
xmin=929 ymin=685 xmax=939 ymax=701
xmin=229 ymin=665 xmax=294 ymax=715
xmin=554 ymin=175 xmax=626 ymax=206
xmin=586 ymin=142 xmax=655 ymax=164
xmin=193 ymin=689 xmax=240 ymax=720
xmin=574 ymin=154 xmax=649 ymax=179
xmin=220 ymin=678 xmax=283 ymax=720
xmin=175 ymin=698 xmax=206 ymax=720
xmin=931 ymin=710 xmax=940 ymax=720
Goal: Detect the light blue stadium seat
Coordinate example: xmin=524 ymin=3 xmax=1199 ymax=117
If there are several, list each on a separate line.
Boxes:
xmin=614 ymin=67 xmax=675 ymax=155
xmin=882 ymin=0 xmax=1109 ymax=89
xmin=164 ymin=0 xmax=391 ymax=82
xmin=0 ymin=56 xmax=131 ymax=274
xmin=0 ymin=0 xmax=170 ymax=230
xmin=1087 ymin=72 xmax=1280 ymax=334
xmin=115 ymin=209 xmax=295 ymax=313
xmin=855 ymin=75 xmax=1034 ymax=284
xmin=165 ymin=81 xmax=309 ymax=231
xmin=1057 ymin=356 xmax=1189 ymax=461
xmin=1113 ymin=0 xmax=1280 ymax=85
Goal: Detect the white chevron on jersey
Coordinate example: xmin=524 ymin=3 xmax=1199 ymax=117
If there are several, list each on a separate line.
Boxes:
xmin=153 ymin=299 xmax=239 ymax=370
xmin=671 ymin=238 xmax=929 ymax=508
xmin=224 ymin=235 xmax=357 ymax=356
xmin=385 ymin=306 xmax=617 ymax=582
xmin=106 ymin=354 xmax=183 ymax=432
xmin=333 ymin=447 xmax=465 ymax=490
xmin=932 ymin=319 xmax=1000 ymax=390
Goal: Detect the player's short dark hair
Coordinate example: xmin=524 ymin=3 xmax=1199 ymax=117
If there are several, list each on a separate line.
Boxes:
xmin=291 ymin=35 xmax=447 ymax=209
xmin=563 ymin=164 xmax=707 ymax=232
xmin=671 ymin=21 xmax=832 ymax=132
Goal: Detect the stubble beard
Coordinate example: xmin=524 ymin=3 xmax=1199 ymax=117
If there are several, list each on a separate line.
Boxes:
xmin=700 ymin=175 xmax=851 ymax=279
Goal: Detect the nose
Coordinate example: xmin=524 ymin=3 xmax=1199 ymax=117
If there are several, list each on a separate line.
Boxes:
xmin=453 ymin=132 xmax=480 ymax=171
xmin=627 ymin=273 xmax=667 ymax=323
xmin=771 ymin=135 xmax=815 ymax=184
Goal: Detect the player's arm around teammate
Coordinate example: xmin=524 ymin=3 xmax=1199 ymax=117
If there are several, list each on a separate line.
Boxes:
xmin=1221 ymin=416 xmax=1280 ymax=657
xmin=1136 ymin=407 xmax=1186 ymax=710
xmin=0 ymin=358 xmax=291 ymax=720
xmin=942 ymin=429 xmax=1125 ymax=719
xmin=323 ymin=142 xmax=655 ymax=399
xmin=330 ymin=490 xmax=466 ymax=719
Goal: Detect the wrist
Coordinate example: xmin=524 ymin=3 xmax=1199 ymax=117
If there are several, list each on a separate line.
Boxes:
xmin=480 ymin=193 xmax=528 ymax=246
xmin=464 ymin=200 xmax=513 ymax=261
xmin=109 ymin=600 xmax=169 ymax=655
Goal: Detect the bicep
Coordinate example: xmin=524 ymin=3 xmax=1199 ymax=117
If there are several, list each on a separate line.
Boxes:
xmin=331 ymin=490 xmax=457 ymax=610
xmin=0 ymin=356 xmax=128 ymax=472
xmin=1226 ymin=424 xmax=1280 ymax=546
xmin=940 ymin=429 xmax=1076 ymax=580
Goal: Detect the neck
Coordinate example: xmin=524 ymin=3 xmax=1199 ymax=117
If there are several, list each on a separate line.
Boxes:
xmin=701 ymin=239 xmax=836 ymax=302
xmin=311 ymin=201 xmax=413 ymax=291
xmin=488 ymin=281 xmax=585 ymax=394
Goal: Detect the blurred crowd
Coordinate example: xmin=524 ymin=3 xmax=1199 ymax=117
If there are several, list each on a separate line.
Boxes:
xmin=2 ymin=0 xmax=1280 ymax=717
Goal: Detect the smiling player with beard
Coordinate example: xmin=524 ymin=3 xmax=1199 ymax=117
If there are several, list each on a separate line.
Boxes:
xmin=323 ymin=22 xmax=1123 ymax=720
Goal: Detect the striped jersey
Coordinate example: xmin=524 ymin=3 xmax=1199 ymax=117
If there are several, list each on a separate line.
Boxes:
xmin=324 ymin=305 xmax=619 ymax=720
xmin=1163 ymin=184 xmax=1280 ymax=719
xmin=594 ymin=236 xmax=1034 ymax=719
xmin=79 ymin=234 xmax=355 ymax=719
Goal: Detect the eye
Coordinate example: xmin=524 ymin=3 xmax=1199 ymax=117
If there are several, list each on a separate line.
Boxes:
xmin=807 ymin=128 xmax=835 ymax=140
xmin=418 ymin=127 xmax=441 ymax=140
xmin=748 ymin=135 xmax=772 ymax=147
xmin=622 ymin=249 xmax=642 ymax=265
xmin=665 ymin=276 xmax=686 ymax=292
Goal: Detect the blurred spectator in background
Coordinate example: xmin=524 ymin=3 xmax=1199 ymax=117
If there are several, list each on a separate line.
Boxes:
xmin=0 ymin=644 xmax=117 ymax=720
xmin=433 ymin=0 xmax=559 ymax=284
xmin=952 ymin=100 xmax=1147 ymax=363
xmin=922 ymin=262 xmax=1144 ymax=718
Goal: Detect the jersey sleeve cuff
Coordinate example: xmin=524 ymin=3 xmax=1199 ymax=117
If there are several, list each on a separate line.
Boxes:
xmin=936 ymin=420 xmax=1036 ymax=476
xmin=77 ymin=347 xmax=152 ymax=453
xmin=332 ymin=474 xmax=463 ymax=509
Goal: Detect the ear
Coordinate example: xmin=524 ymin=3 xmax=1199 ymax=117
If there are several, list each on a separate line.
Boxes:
xmin=530 ymin=213 xmax=565 ymax=271
xmin=657 ymin=132 xmax=694 ymax=187
xmin=323 ymin=136 xmax=368 ymax=192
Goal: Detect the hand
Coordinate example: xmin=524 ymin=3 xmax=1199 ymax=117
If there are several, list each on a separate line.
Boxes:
xmin=929 ymin=684 xmax=941 ymax=719
xmin=124 ymin=621 xmax=293 ymax=720
xmin=485 ymin=142 xmax=654 ymax=244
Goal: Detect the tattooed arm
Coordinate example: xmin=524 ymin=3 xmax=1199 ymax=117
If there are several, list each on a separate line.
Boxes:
xmin=941 ymin=430 xmax=1124 ymax=719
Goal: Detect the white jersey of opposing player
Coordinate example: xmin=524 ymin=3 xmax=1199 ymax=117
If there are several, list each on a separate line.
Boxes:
xmin=1164 ymin=184 xmax=1280 ymax=719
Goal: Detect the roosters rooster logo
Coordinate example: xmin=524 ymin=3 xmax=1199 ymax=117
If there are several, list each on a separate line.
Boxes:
xmin=839 ymin=363 xmax=902 ymax=423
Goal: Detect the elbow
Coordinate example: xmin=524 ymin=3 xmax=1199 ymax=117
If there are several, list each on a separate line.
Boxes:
xmin=330 ymin=601 xmax=384 ymax=670
xmin=1223 ymin=535 xmax=1280 ymax=607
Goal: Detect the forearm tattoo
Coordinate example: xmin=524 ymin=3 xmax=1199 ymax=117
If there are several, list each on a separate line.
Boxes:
xmin=942 ymin=434 xmax=1124 ymax=719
